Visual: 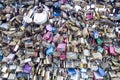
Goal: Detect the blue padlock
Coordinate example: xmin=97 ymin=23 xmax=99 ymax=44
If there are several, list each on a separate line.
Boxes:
xmin=52 ymin=27 xmax=56 ymax=32
xmin=80 ymin=68 xmax=87 ymax=73
xmin=94 ymin=30 xmax=99 ymax=39
xmin=0 ymin=4 xmax=3 ymax=9
xmin=53 ymin=12 xmax=61 ymax=17
xmin=0 ymin=50 xmax=3 ymax=61
xmin=46 ymin=44 xmax=54 ymax=55
xmin=98 ymin=46 xmax=104 ymax=53
xmin=68 ymin=68 xmax=76 ymax=75
xmin=53 ymin=2 xmax=61 ymax=17
xmin=98 ymin=67 xmax=106 ymax=77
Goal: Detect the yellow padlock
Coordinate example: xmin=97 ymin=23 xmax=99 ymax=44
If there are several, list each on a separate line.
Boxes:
xmin=96 ymin=11 xmax=100 ymax=20
xmin=104 ymin=27 xmax=106 ymax=33
xmin=80 ymin=64 xmax=83 ymax=68
xmin=20 ymin=26 xmax=25 ymax=31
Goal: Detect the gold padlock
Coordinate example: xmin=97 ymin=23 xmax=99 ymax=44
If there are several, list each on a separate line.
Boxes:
xmin=69 ymin=35 xmax=72 ymax=42
xmin=20 ymin=26 xmax=25 ymax=31
xmin=41 ymin=69 xmax=45 ymax=77
xmin=74 ymin=46 xmax=79 ymax=53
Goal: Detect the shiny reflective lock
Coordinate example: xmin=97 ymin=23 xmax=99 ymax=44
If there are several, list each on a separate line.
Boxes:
xmin=34 ymin=11 xmax=48 ymax=25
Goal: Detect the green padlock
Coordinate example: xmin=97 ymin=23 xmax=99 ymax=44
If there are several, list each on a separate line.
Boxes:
xmin=97 ymin=38 xmax=104 ymax=45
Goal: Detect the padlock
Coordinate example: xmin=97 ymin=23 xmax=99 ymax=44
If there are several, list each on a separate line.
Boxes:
xmin=57 ymin=43 xmax=66 ymax=52
xmin=44 ymin=71 xmax=50 ymax=80
xmin=60 ymin=53 xmax=66 ymax=60
xmin=41 ymin=69 xmax=45 ymax=77
xmin=13 ymin=40 xmax=20 ymax=52
xmin=74 ymin=46 xmax=79 ymax=53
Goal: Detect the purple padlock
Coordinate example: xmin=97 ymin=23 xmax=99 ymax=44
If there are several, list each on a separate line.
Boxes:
xmin=24 ymin=64 xmax=32 ymax=73
xmin=59 ymin=0 xmax=67 ymax=4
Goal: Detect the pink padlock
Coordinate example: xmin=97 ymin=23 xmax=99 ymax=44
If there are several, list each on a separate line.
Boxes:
xmin=109 ymin=46 xmax=117 ymax=55
xmin=90 ymin=39 xmax=95 ymax=45
xmin=63 ymin=38 xmax=67 ymax=43
xmin=103 ymin=46 xmax=108 ymax=50
xmin=57 ymin=43 xmax=66 ymax=52
xmin=60 ymin=53 xmax=66 ymax=60
xmin=59 ymin=0 xmax=67 ymax=4
xmin=47 ymin=36 xmax=53 ymax=43
xmin=43 ymin=32 xmax=51 ymax=40
xmin=53 ymin=33 xmax=60 ymax=42
xmin=86 ymin=13 xmax=93 ymax=20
